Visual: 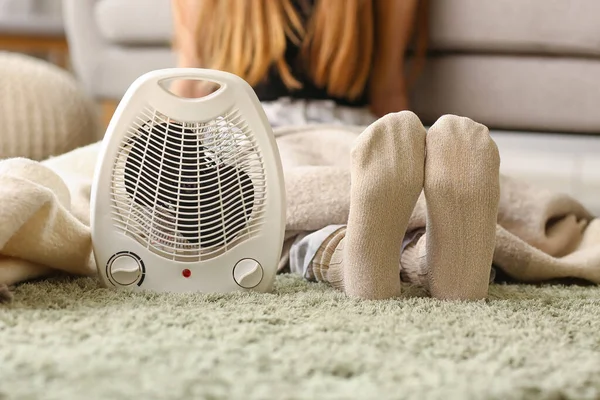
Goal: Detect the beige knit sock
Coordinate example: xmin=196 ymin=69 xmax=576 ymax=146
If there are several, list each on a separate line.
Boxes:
xmin=310 ymin=227 xmax=347 ymax=291
xmin=424 ymin=115 xmax=500 ymax=300
xmin=343 ymin=111 xmax=426 ymax=299
xmin=399 ymin=232 xmax=428 ymax=286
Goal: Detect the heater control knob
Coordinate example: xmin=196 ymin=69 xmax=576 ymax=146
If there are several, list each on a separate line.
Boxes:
xmin=108 ymin=254 xmax=142 ymax=286
xmin=233 ymin=259 xmax=263 ymax=289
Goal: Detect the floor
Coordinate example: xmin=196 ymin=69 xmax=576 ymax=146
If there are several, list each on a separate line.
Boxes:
xmin=491 ymin=130 xmax=600 ymax=215
xmin=2 ymin=274 xmax=600 ymax=400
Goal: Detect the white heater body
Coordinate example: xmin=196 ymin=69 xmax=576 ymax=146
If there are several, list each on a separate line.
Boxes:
xmin=90 ymin=68 xmax=286 ymax=293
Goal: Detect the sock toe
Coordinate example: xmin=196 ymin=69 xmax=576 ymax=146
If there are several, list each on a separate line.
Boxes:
xmin=424 ymin=114 xmax=500 ymax=300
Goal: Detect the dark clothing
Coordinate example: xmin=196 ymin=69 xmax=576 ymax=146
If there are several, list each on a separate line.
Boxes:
xmin=252 ymin=0 xmax=369 ymax=107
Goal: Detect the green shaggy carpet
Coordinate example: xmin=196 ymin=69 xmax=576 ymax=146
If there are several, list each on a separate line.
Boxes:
xmin=1 ymin=275 xmax=600 ymax=400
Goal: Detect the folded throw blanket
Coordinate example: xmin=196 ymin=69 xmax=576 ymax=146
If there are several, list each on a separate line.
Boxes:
xmin=1 ymin=124 xmax=600 ymax=298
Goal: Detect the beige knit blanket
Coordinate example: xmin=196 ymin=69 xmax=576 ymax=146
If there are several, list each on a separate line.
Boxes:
xmin=2 ymin=124 xmax=600 ymax=296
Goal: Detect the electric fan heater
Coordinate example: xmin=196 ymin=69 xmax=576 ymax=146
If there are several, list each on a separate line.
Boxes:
xmin=90 ymin=68 xmax=286 ymax=293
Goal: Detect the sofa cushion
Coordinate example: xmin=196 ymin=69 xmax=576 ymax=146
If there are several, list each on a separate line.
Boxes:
xmin=85 ymin=47 xmax=176 ymax=99
xmin=0 ymin=52 xmax=100 ymax=160
xmin=0 ymin=0 xmax=63 ymax=36
xmin=95 ymin=0 xmax=600 ymax=57
xmin=410 ymin=55 xmax=600 ymax=133
xmin=0 ymin=15 xmax=63 ymax=35
xmin=428 ymin=0 xmax=600 ymax=57
xmin=95 ymin=0 xmax=172 ymax=45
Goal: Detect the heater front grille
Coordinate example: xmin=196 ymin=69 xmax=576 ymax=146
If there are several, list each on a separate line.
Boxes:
xmin=109 ymin=106 xmax=267 ymax=262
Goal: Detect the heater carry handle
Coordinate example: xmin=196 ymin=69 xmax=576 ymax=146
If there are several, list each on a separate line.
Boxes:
xmin=138 ymin=68 xmax=251 ymax=121
xmin=144 ymin=68 xmax=255 ymax=101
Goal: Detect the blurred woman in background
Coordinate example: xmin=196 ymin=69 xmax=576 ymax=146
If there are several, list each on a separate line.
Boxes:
xmin=170 ymin=0 xmax=427 ymax=126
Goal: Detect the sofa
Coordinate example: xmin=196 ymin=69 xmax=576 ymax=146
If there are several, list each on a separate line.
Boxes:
xmin=0 ymin=0 xmax=67 ymax=66
xmin=63 ymin=0 xmax=600 ymax=134
xmin=0 ymin=0 xmax=63 ymax=36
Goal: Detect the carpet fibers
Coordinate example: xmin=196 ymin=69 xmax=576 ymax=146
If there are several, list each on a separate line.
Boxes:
xmin=1 ymin=275 xmax=600 ymax=400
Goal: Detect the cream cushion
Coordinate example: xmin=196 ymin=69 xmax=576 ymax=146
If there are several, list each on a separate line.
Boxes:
xmin=0 ymin=52 xmax=101 ymax=161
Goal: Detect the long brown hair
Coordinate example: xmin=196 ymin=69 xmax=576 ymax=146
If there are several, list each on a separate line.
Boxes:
xmin=174 ymin=0 xmax=428 ymax=101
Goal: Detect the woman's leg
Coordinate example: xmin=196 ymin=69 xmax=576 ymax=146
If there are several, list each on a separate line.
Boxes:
xmin=170 ymin=0 xmax=211 ymax=97
xmin=369 ymin=0 xmax=420 ymax=116
xmin=307 ymin=114 xmax=499 ymax=301
xmin=400 ymin=232 xmax=498 ymax=288
xmin=309 ymin=111 xmax=426 ymax=299
xmin=422 ymin=115 xmax=500 ymax=300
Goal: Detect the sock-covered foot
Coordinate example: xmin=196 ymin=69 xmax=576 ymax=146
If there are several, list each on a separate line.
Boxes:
xmin=343 ymin=111 xmax=426 ymax=299
xmin=424 ymin=115 xmax=500 ymax=300
xmin=310 ymin=227 xmax=347 ymax=291
xmin=399 ymin=231 xmax=428 ymax=286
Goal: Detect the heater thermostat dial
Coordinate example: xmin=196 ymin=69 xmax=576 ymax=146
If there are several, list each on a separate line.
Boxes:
xmin=233 ymin=259 xmax=263 ymax=289
xmin=108 ymin=254 xmax=142 ymax=285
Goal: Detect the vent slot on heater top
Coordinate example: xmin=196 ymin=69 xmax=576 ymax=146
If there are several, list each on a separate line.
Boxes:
xmin=109 ymin=106 xmax=267 ymax=262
